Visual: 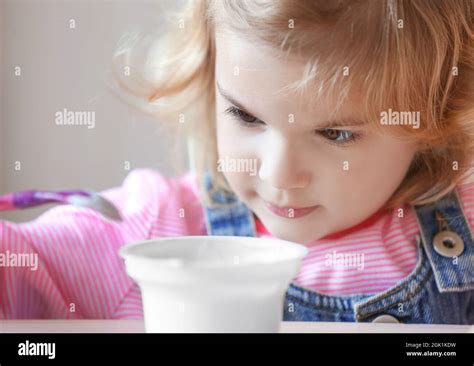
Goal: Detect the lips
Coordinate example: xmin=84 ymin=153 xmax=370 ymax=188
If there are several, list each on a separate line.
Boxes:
xmin=263 ymin=200 xmax=318 ymax=219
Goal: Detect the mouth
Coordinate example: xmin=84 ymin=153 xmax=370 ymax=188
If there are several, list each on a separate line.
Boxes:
xmin=263 ymin=199 xmax=318 ymax=219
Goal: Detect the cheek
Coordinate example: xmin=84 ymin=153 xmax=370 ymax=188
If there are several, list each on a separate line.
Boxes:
xmin=216 ymin=117 xmax=259 ymax=194
xmin=327 ymin=138 xmax=416 ymax=212
xmin=216 ymin=117 xmax=258 ymax=159
xmin=365 ymin=137 xmax=417 ymax=181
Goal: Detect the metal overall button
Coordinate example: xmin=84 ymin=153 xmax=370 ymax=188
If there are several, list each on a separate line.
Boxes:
xmin=371 ymin=314 xmax=400 ymax=323
xmin=432 ymin=210 xmax=465 ymax=258
xmin=433 ymin=231 xmax=465 ymax=257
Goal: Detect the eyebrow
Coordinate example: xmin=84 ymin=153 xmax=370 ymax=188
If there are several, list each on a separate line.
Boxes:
xmin=216 ymin=81 xmax=367 ymax=129
xmin=216 ymin=81 xmax=259 ymax=118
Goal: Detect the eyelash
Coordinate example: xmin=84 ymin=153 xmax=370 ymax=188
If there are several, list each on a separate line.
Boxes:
xmin=224 ymin=106 xmax=362 ymax=146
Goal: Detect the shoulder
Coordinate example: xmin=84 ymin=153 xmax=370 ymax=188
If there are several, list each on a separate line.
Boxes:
xmin=110 ymin=168 xmax=200 ymax=200
xmin=111 ymin=167 xmax=202 ymax=209
xmin=100 ymin=168 xmax=204 ymax=237
xmin=103 ymin=168 xmax=205 ymax=236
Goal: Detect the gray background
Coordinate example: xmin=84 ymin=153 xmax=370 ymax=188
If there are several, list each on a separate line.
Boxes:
xmin=0 ymin=0 xmax=189 ymax=222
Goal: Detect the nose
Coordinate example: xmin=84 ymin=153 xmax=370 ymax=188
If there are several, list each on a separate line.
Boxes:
xmin=258 ymin=137 xmax=311 ymax=190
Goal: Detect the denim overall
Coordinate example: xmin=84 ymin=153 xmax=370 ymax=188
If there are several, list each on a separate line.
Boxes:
xmin=202 ymin=172 xmax=474 ymax=324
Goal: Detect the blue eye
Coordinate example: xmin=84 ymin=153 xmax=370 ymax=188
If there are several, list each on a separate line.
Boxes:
xmin=224 ymin=106 xmax=361 ymax=146
xmin=224 ymin=106 xmax=265 ymax=127
xmin=319 ymin=128 xmax=355 ymax=142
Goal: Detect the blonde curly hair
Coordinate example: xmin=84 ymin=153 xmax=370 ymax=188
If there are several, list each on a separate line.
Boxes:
xmin=113 ymin=0 xmax=474 ymax=209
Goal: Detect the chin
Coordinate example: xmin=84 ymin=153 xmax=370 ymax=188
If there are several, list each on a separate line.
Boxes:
xmin=262 ymin=223 xmax=323 ymax=245
xmin=279 ymin=234 xmax=319 ymax=246
xmin=250 ymin=207 xmax=324 ymax=245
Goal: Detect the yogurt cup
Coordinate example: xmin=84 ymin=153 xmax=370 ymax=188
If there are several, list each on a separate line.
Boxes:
xmin=119 ymin=235 xmax=308 ymax=333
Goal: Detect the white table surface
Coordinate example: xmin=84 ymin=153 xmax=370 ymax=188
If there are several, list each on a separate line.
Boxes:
xmin=0 ymin=320 xmax=472 ymax=333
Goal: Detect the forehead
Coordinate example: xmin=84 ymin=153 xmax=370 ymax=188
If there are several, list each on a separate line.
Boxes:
xmin=216 ymin=31 xmax=300 ymax=95
xmin=214 ymin=29 xmax=365 ymax=122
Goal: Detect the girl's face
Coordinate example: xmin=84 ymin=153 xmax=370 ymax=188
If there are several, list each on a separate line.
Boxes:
xmin=214 ymin=31 xmax=418 ymax=244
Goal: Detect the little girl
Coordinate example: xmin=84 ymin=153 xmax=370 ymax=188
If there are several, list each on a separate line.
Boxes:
xmin=1 ymin=0 xmax=473 ymax=324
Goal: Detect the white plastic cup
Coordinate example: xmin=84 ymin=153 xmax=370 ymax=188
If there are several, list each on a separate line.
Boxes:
xmin=119 ymin=235 xmax=308 ymax=333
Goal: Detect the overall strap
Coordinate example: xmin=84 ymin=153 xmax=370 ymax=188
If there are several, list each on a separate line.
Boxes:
xmin=203 ymin=171 xmax=257 ymax=237
xmin=413 ymin=189 xmax=474 ymax=292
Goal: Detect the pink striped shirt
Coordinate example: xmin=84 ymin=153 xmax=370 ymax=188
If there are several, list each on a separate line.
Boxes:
xmin=0 ymin=168 xmax=472 ymax=319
